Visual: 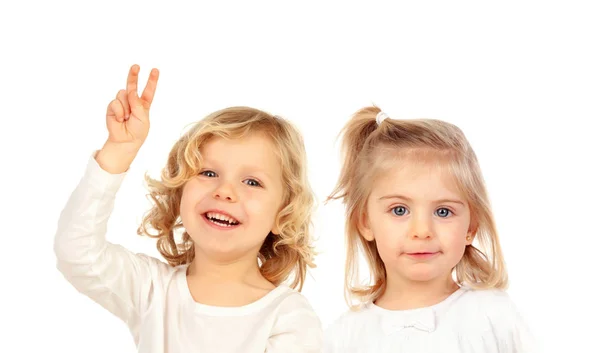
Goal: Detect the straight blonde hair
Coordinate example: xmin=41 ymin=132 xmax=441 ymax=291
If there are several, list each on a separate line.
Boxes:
xmin=328 ymin=106 xmax=508 ymax=307
xmin=138 ymin=107 xmax=316 ymax=291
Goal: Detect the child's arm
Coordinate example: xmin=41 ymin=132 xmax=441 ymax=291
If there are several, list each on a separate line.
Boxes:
xmin=505 ymin=304 xmax=538 ymax=352
xmin=54 ymin=152 xmax=158 ymax=327
xmin=54 ymin=65 xmax=160 ymax=328
xmin=492 ymin=291 xmax=539 ymax=353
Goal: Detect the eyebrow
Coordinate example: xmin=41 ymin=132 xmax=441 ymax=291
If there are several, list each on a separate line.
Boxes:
xmin=202 ymin=159 xmax=276 ymax=182
xmin=378 ymin=195 xmax=465 ymax=206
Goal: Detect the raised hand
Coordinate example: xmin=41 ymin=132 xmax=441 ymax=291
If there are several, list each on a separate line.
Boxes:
xmin=106 ymin=64 xmax=159 ymax=147
xmin=96 ymin=64 xmax=159 ymax=174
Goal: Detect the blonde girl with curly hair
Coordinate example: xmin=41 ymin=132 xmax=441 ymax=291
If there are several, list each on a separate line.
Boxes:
xmin=324 ymin=106 xmax=536 ymax=352
xmin=54 ymin=65 xmax=321 ymax=352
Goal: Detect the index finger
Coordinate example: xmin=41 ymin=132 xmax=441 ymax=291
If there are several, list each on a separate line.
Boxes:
xmin=126 ymin=64 xmax=140 ymax=96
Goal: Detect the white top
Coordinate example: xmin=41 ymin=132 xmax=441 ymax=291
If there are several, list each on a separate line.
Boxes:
xmin=53 ymin=154 xmax=322 ymax=353
xmin=324 ymin=286 xmax=537 ymax=353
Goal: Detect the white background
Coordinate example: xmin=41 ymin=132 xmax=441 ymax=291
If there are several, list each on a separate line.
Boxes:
xmin=1 ymin=1 xmax=599 ymax=352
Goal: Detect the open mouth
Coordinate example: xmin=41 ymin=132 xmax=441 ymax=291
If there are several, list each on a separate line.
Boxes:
xmin=203 ymin=212 xmax=240 ymax=227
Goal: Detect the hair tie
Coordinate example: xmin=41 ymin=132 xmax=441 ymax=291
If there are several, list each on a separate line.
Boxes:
xmin=376 ymin=111 xmax=389 ymax=125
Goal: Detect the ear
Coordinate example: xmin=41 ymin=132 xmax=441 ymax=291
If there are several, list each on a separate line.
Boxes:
xmin=466 ymin=226 xmax=477 ymax=245
xmin=357 ymin=212 xmax=375 ymax=241
xmin=271 ymin=220 xmax=280 ymax=236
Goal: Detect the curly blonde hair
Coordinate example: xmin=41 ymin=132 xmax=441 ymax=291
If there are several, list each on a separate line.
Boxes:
xmin=328 ymin=106 xmax=508 ymax=306
xmin=137 ymin=106 xmax=316 ymax=291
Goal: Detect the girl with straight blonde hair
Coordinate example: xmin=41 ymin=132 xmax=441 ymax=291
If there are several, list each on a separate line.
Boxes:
xmin=324 ymin=106 xmax=535 ymax=352
xmin=54 ymin=65 xmax=322 ymax=352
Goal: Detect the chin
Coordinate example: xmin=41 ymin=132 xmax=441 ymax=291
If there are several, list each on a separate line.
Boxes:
xmin=402 ymin=267 xmax=442 ymax=282
xmin=188 ymin=232 xmax=234 ymax=251
xmin=406 ymin=273 xmax=438 ymax=282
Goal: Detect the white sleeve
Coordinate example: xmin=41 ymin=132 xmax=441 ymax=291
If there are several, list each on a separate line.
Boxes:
xmin=266 ymin=294 xmax=323 ymax=353
xmin=53 ymin=152 xmax=159 ymax=330
xmin=491 ymin=292 xmax=539 ymax=353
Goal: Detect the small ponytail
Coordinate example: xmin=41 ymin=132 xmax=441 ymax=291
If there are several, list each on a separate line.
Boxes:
xmin=328 ymin=106 xmax=380 ymax=203
xmin=328 ymin=106 xmax=388 ymax=307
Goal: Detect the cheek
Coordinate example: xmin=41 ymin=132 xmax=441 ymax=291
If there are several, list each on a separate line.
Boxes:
xmin=437 ymin=222 xmax=469 ymax=254
xmin=371 ymin=216 xmax=407 ymax=257
xmin=179 ymin=182 xmax=207 ymax=223
xmin=244 ymin=193 xmax=280 ymax=219
xmin=245 ymin=198 xmax=263 ymax=214
xmin=179 ymin=187 xmax=195 ymax=225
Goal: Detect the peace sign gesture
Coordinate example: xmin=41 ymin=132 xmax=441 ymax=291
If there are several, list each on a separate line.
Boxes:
xmin=106 ymin=64 xmax=159 ymax=148
xmin=96 ymin=65 xmax=159 ymax=174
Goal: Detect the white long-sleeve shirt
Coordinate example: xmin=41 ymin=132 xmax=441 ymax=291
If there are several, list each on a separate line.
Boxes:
xmin=324 ymin=286 xmax=537 ymax=353
xmin=53 ymin=153 xmax=323 ymax=353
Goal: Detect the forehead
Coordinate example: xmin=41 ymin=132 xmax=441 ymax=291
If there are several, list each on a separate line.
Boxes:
xmin=201 ymin=134 xmax=282 ymax=171
xmin=370 ymin=153 xmax=464 ymax=201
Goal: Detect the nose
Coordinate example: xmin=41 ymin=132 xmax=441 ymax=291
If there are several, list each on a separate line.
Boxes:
xmin=213 ymin=181 xmax=238 ymax=202
xmin=410 ymin=214 xmax=433 ymax=239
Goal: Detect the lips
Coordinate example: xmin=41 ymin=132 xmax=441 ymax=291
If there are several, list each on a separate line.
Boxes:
xmin=203 ymin=210 xmax=241 ymax=227
xmin=405 ymin=251 xmax=440 ymax=259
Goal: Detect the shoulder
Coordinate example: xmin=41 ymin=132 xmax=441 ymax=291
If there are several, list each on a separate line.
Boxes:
xmin=123 ymin=251 xmax=180 ymax=290
xmin=270 ymin=286 xmax=320 ymax=320
xmin=327 ymin=303 xmax=371 ymax=326
xmin=324 ymin=303 xmax=373 ymax=338
xmin=267 ymin=287 xmax=323 ymax=350
xmin=459 ymin=287 xmax=519 ymax=316
xmin=133 ymin=251 xmax=177 ymax=274
xmin=460 ymin=286 xmax=510 ymax=302
xmin=457 ymin=287 xmax=531 ymax=332
xmin=323 ymin=304 xmax=373 ymax=353
xmin=457 ymin=288 xmax=538 ymax=351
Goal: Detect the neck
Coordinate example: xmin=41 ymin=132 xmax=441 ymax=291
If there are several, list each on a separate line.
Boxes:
xmin=375 ymin=272 xmax=459 ymax=310
xmin=187 ymin=246 xmax=265 ymax=286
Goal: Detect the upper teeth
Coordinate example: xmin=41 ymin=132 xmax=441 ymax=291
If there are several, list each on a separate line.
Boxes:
xmin=206 ymin=212 xmax=237 ymax=224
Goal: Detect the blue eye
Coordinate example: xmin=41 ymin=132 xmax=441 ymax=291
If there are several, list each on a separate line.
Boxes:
xmin=244 ymin=179 xmax=262 ymax=187
xmin=392 ymin=206 xmax=407 ymax=216
xmin=436 ymin=208 xmax=453 ymax=218
xmin=200 ymin=170 xmax=217 ymax=177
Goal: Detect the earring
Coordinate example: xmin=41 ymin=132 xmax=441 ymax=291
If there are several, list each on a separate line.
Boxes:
xmin=466 ymin=235 xmax=471 ymax=241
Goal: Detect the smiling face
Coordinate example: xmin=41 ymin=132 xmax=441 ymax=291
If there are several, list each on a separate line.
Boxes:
xmin=179 ymin=133 xmax=284 ymax=263
xmin=359 ymin=160 xmax=474 ymax=284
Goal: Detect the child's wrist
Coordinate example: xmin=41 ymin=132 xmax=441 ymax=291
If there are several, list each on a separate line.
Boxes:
xmin=95 ymin=141 xmax=140 ymax=174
